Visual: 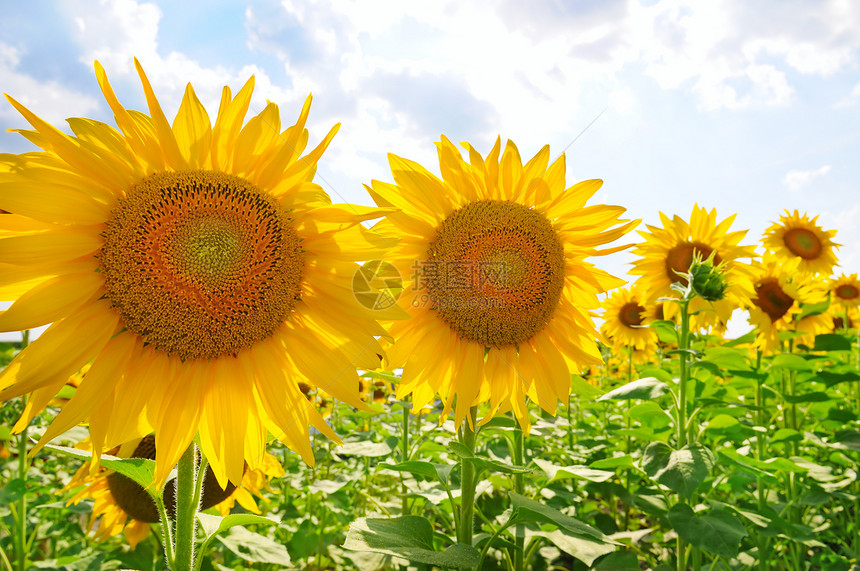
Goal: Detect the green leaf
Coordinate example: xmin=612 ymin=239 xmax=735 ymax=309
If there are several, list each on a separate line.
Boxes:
xmin=589 ymin=455 xmax=636 ymax=471
xmin=197 ymin=512 xmax=280 ymax=541
xmin=479 ymin=416 xmax=519 ymax=430
xmin=769 ymin=354 xmax=812 ymax=371
xmin=528 ymin=529 xmax=619 ymax=567
xmin=469 ymin=457 xmax=530 ymax=475
xmin=592 ymin=550 xmax=641 ymax=570
xmin=650 ymin=320 xmax=678 ymax=344
xmin=817 ymin=370 xmax=860 ymax=387
xmin=309 ymin=479 xmax=352 ymax=495
xmin=448 ymin=441 xmax=474 ymax=458
xmin=770 ymin=428 xmax=802 ymax=444
xmin=722 ymin=331 xmax=757 ymax=347
xmin=216 ymin=526 xmax=291 ymax=565
xmin=33 ymin=553 xmax=114 ymax=570
xmin=510 ymin=493 xmax=617 ymax=566
xmin=829 ymin=430 xmax=860 ymax=452
xmin=629 ymin=402 xmax=673 ymax=428
xmin=812 ymin=333 xmax=852 ymax=351
xmin=597 ymin=378 xmax=670 ymax=402
xmin=718 ymin=448 xmax=806 ymax=474
xmin=667 ymin=504 xmax=748 ymax=558
xmin=571 ymin=374 xmax=603 ymax=399
xmin=641 ymin=443 xmax=716 ymax=496
xmin=361 ymin=370 xmax=401 ymax=383
xmin=337 ymin=441 xmax=393 ymax=457
xmin=0 ymin=426 xmax=13 ymax=441
xmin=45 ymin=444 xmax=158 ymax=496
xmin=0 ymin=479 xmax=28 ymax=504
xmin=532 ymin=458 xmax=615 ymax=483
xmin=703 ymin=347 xmax=751 ymax=371
xmin=797 ymin=296 xmax=830 ymax=320
xmin=509 ymin=493 xmax=612 ymax=542
xmin=343 ymin=516 xmax=480 ymax=568
xmin=782 ymin=391 xmax=832 ymax=404
xmin=381 ymin=460 xmax=439 ymax=480
xmin=637 ymin=366 xmax=673 ymax=383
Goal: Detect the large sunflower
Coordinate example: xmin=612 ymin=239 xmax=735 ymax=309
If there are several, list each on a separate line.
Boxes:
xmin=761 ymin=210 xmax=839 ymax=277
xmin=599 ymin=286 xmax=657 ymax=359
xmin=629 ymin=205 xmax=756 ymax=331
xmin=746 ymin=256 xmax=827 ymax=353
xmin=367 ymin=136 xmax=637 ymax=431
xmin=64 ymin=435 xmax=284 ymax=549
xmin=0 ymin=60 xmax=393 ymax=489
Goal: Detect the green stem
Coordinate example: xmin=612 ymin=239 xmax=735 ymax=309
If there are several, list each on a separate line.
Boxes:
xmin=567 ymin=393 xmax=574 ymax=450
xmin=752 ymin=351 xmax=770 ymax=571
xmin=173 ymin=445 xmax=201 ymax=571
xmin=0 ymin=543 xmax=12 ymax=571
xmin=401 ymin=402 xmax=410 ymax=516
xmin=156 ymin=487 xmax=175 ymax=568
xmin=476 ymin=518 xmax=518 ymax=571
xmin=676 ymin=299 xmax=691 ymax=571
xmin=457 ymin=406 xmax=479 ymax=548
xmin=624 ymin=346 xmax=633 ymax=532
xmin=512 ymin=418 xmax=525 ymax=571
xmin=15 ymin=330 xmax=29 ymax=571
xmin=677 ymin=298 xmax=690 ymax=450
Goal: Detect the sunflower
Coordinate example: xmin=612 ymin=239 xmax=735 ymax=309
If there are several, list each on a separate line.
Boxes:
xmin=629 ymin=205 xmax=757 ymax=331
xmin=367 ymin=136 xmax=637 ymax=431
xmin=828 ymin=273 xmax=860 ymax=316
xmin=599 ymin=286 xmax=658 ymax=360
xmin=761 ymin=210 xmax=839 ymax=277
xmin=0 ymin=59 xmax=394 ymax=489
xmin=64 ymin=435 xmax=284 ymax=548
xmin=746 ymin=256 xmax=827 ymax=353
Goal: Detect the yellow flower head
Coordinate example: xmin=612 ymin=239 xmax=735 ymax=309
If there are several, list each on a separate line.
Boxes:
xmin=629 ymin=205 xmax=757 ymax=331
xmin=368 ymin=136 xmax=637 ymax=432
xmin=761 ymin=210 xmax=839 ymax=277
xmin=64 ymin=436 xmax=284 ymax=548
xmin=0 ymin=59 xmax=393 ymax=489
xmin=829 ymin=273 xmax=860 ymax=311
xmin=746 ymin=256 xmax=827 ymax=353
xmin=599 ymin=286 xmax=658 ymax=358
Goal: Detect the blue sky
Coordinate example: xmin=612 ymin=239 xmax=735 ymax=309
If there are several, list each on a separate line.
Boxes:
xmin=2 ymin=0 xmax=859 ymax=335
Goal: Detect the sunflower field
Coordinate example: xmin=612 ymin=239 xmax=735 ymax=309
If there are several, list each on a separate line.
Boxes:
xmin=0 ymin=62 xmax=858 ymax=571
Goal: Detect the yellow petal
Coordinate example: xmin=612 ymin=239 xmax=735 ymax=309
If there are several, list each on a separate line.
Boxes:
xmin=0 ymin=230 xmax=102 ymax=266
xmin=0 ymin=272 xmax=103 ymax=332
xmin=172 ymin=83 xmax=212 ymax=169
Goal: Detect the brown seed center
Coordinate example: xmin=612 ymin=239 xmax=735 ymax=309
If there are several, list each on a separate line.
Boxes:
xmin=783 ymin=228 xmax=822 ymax=260
xmin=98 ymin=170 xmax=304 ymax=361
xmin=753 ymin=277 xmax=795 ymax=323
xmin=421 ymin=200 xmax=565 ymax=348
xmin=619 ymin=302 xmax=645 ymax=328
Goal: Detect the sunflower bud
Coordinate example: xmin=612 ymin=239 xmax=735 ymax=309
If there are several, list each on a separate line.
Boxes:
xmin=689 ymin=253 xmax=728 ymax=302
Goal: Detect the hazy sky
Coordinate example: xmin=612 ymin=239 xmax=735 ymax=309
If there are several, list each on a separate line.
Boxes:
xmin=2 ymin=0 xmax=859 ymax=337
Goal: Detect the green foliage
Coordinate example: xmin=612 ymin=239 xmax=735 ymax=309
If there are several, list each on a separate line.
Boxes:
xmin=1 ymin=327 xmax=858 ymax=570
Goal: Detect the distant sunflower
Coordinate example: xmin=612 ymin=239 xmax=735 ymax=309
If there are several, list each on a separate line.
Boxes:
xmin=599 ymin=286 xmax=657 ymax=359
xmin=64 ymin=435 xmax=284 ymax=548
xmin=762 ymin=210 xmax=839 ymax=277
xmin=746 ymin=256 xmax=826 ymax=353
xmin=629 ymin=205 xmax=756 ymax=330
xmin=0 ymin=59 xmax=393 ymax=489
xmin=829 ymin=273 xmax=860 ymax=313
xmin=368 ymin=136 xmax=637 ymax=431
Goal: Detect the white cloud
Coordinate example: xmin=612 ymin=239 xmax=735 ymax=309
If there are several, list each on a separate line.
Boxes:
xmin=61 ymin=0 xmax=294 ymax=121
xmin=0 ymin=43 xmax=99 ymax=127
xmin=782 ymin=165 xmax=832 ymax=192
xmin=835 ymin=82 xmax=860 ymax=108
